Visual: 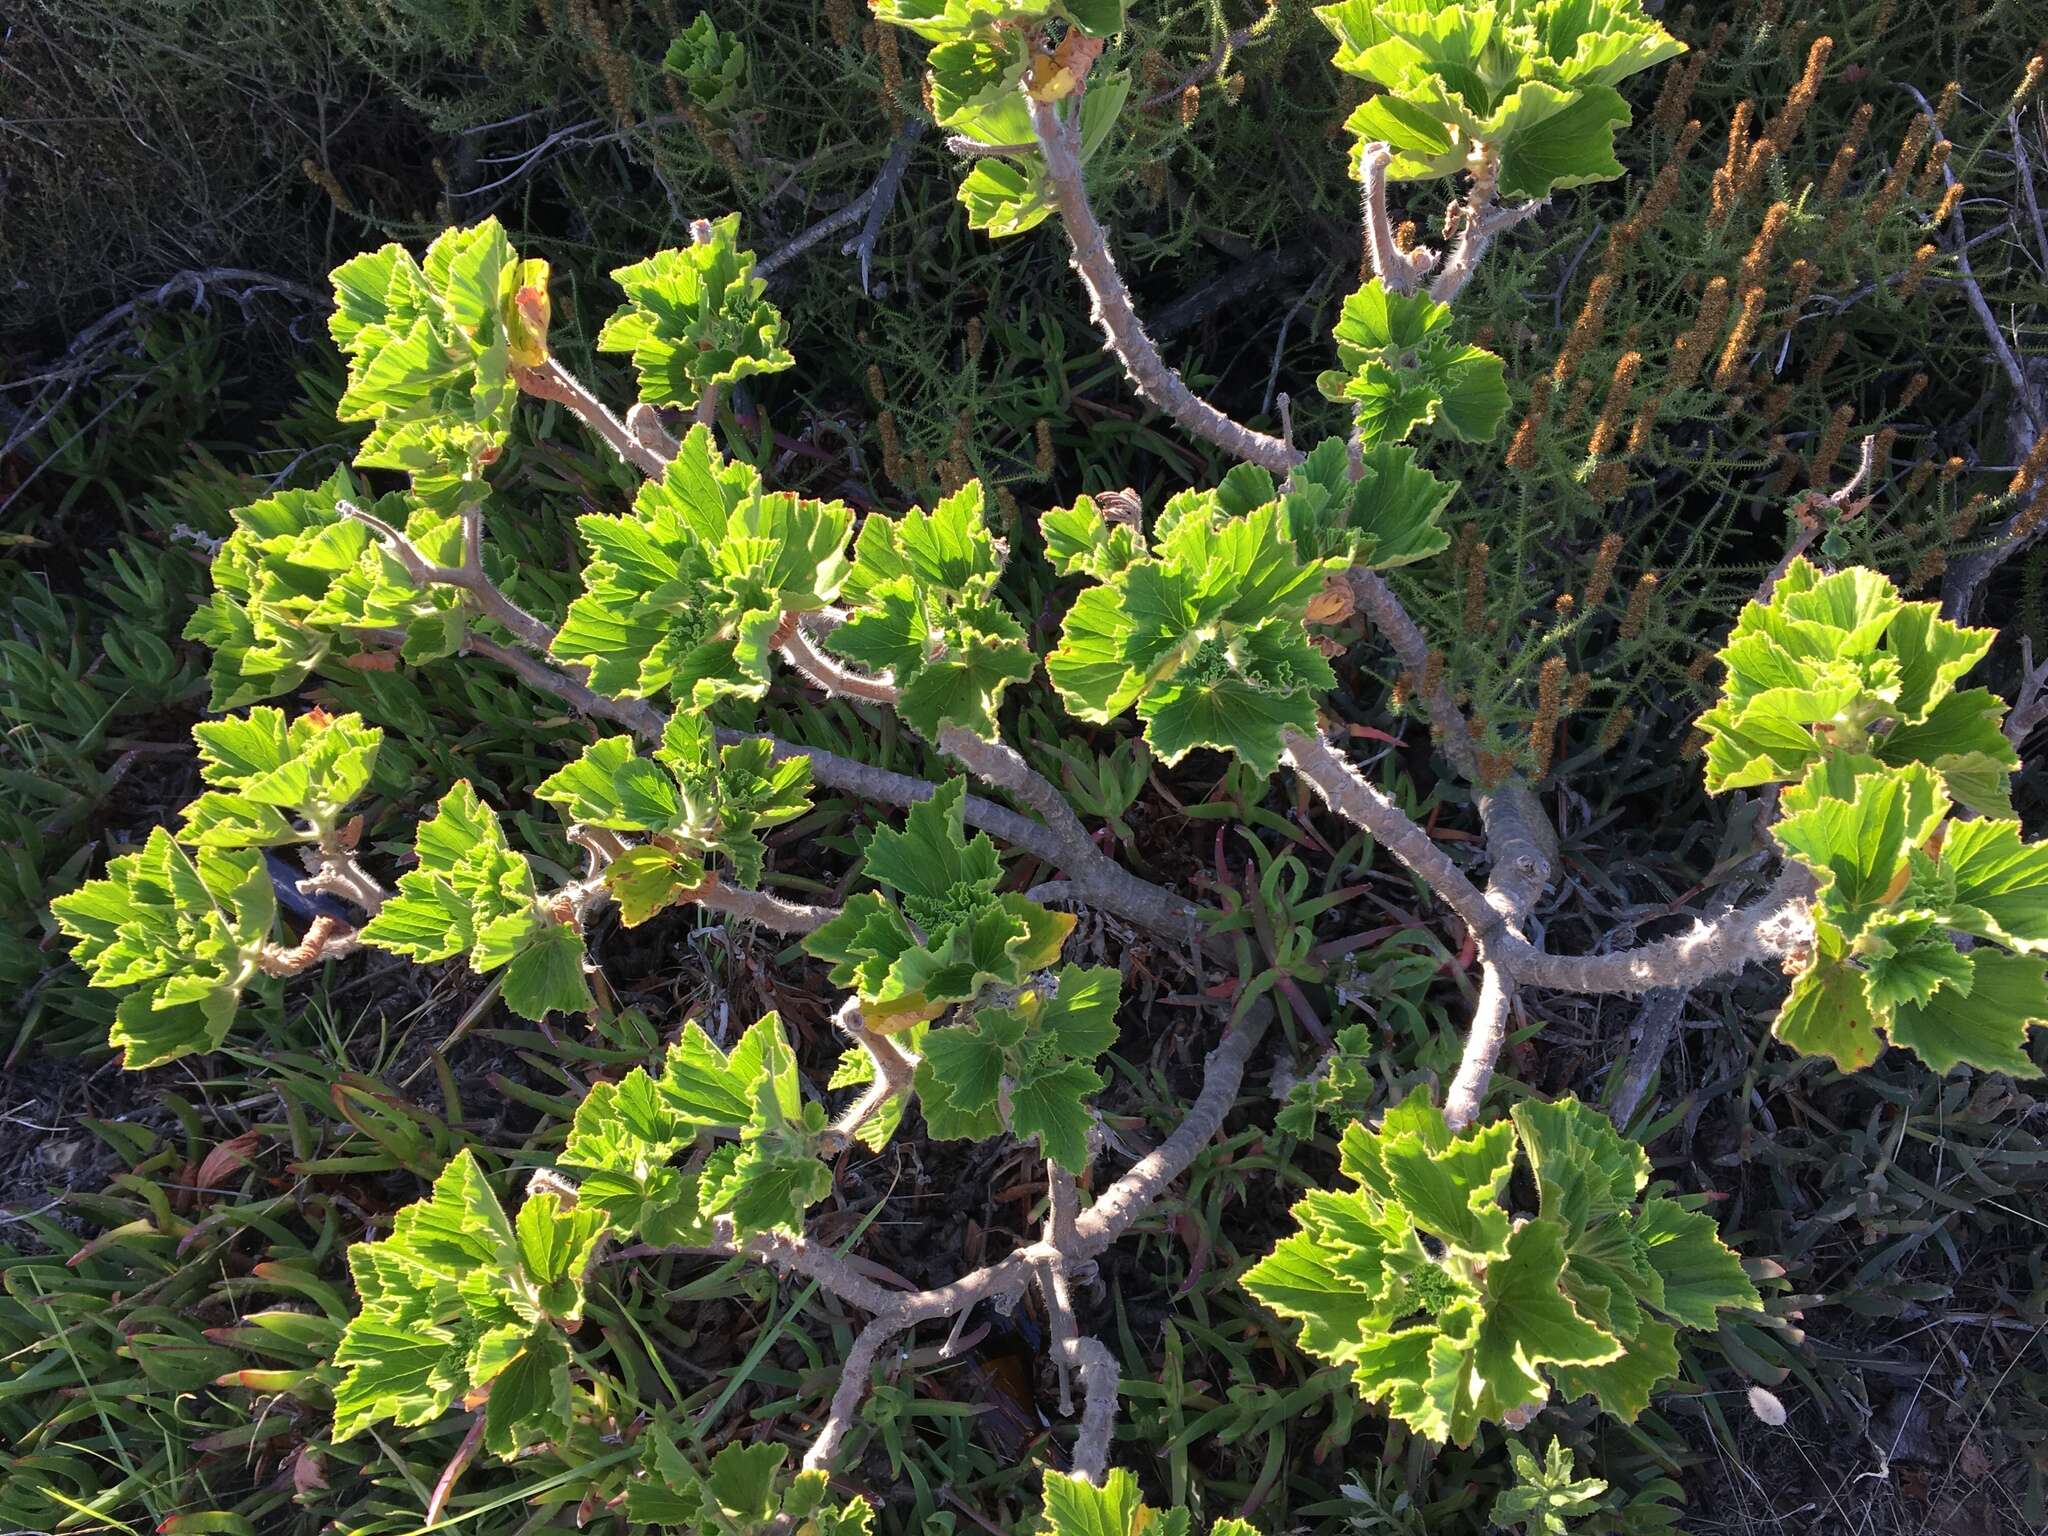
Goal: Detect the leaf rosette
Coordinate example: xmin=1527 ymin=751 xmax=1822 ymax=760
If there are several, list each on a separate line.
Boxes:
xmin=825 ymin=481 xmax=1037 ymax=740
xmin=328 ymin=218 xmax=548 ymax=506
xmin=803 ymin=779 xmax=1074 ymax=1027
xmin=597 ymin=213 xmax=792 ymax=406
xmin=535 ymin=713 xmax=812 ymax=922
xmin=1043 ymin=483 xmax=1355 ymax=771
xmin=1240 ymin=1095 xmax=1756 ymax=1444
xmin=551 ymin=424 xmax=852 ymax=705
xmin=1317 ymin=280 xmax=1509 ymax=446
xmin=1317 ymin=0 xmax=1685 ymax=200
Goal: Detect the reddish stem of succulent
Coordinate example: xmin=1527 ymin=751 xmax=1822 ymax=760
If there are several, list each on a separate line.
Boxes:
xmin=1027 ymin=94 xmax=1299 ymax=476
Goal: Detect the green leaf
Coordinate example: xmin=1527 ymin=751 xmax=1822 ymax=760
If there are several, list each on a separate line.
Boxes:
xmin=480 ymin=1327 xmax=572 ymax=1457
xmin=1888 ymin=952 xmax=2044 ymax=1077
xmin=1490 ymin=1439 xmax=1610 ymax=1536
xmin=1938 ymin=817 xmax=2048 ymax=952
xmin=598 ymin=214 xmax=790 ymax=404
xmin=1467 ymin=1219 xmax=1622 ymax=1424
xmin=500 ymin=918 xmax=594 ymax=1020
xmin=1775 ymin=955 xmax=1886 ymax=1071
xmin=1320 ymin=281 xmax=1509 ymax=446
xmin=1634 ymin=1197 xmax=1759 ymax=1330
xmin=1041 ymin=1470 xmax=1189 ymax=1536
xmin=552 ymin=425 xmax=850 ymax=706
xmin=51 ymin=830 xmax=276 ymax=1069
xmin=332 ymin=1151 xmax=606 ymax=1450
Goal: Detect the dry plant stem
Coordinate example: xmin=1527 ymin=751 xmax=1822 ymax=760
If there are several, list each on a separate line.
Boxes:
xmin=625 ymin=402 xmax=681 ymax=463
xmin=300 ymin=833 xmax=389 ymax=916
xmin=692 ymin=879 xmax=837 ymax=934
xmin=1608 ymin=987 xmax=1688 ymax=1128
xmin=822 ymin=1002 xmax=917 ymax=1152
xmin=1028 ymin=94 xmax=1299 ymax=476
xmin=694 ymin=997 xmax=1278 ymax=1475
xmin=1358 ymin=142 xmax=1438 ymax=295
xmin=515 ymin=357 xmax=671 ymax=477
xmin=1282 ymin=727 xmax=1813 ymax=994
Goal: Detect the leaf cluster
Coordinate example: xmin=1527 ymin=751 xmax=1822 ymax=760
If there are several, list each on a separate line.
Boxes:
xmin=1318 ymin=0 xmax=1684 ymax=199
xmin=1318 ymin=280 xmax=1509 ymax=448
xmin=50 ymin=706 xmax=382 ymax=1067
xmin=328 ymin=218 xmax=549 ymax=506
xmin=804 ymin=778 xmax=1074 ymax=1025
xmin=561 ymin=1011 xmax=834 ymax=1241
xmin=331 ymin=1149 xmax=605 ymax=1456
xmin=826 ymin=480 xmax=1037 ymax=739
xmin=536 ymin=713 xmax=812 ymax=921
xmin=597 ymin=213 xmax=792 ymax=406
xmin=1699 ymin=560 xmax=2047 ymax=1077
xmin=357 ymin=780 xmax=595 ymax=1021
xmin=183 ymin=469 xmax=474 ymax=711
xmin=1240 ymin=1095 xmax=1757 ymax=1444
xmin=551 ymin=425 xmax=850 ymax=705
xmin=1044 ymin=445 xmax=1456 ymax=770
xmin=880 ymin=0 xmax=1130 ymax=237
xmin=626 ymin=1435 xmax=873 ymax=1534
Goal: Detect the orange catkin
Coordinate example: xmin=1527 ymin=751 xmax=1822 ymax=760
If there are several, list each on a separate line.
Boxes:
xmin=1866 ymin=114 xmax=1934 ymax=227
xmin=1620 ymin=573 xmax=1660 ymax=641
xmin=1766 ymin=36 xmax=1833 ymax=151
xmin=1585 ymin=532 xmax=1624 ymax=610
xmin=1820 ymin=103 xmax=1875 ymax=203
xmin=2009 ymin=431 xmax=2048 ymax=497
xmin=1740 ymin=202 xmax=1790 ymax=288
xmin=1588 ymin=352 xmax=1643 ymax=458
xmin=1913 ymin=139 xmax=1954 ymax=203
xmin=1670 ymin=276 xmax=1732 ymax=390
xmin=1808 ymin=405 xmax=1855 ymax=487
xmin=1713 ymin=286 xmax=1769 ymax=391
xmin=1894 ymin=242 xmax=1940 ymax=297
xmin=1506 ymin=376 xmax=1553 ymax=471
xmin=1552 ymin=273 xmax=1616 ymax=387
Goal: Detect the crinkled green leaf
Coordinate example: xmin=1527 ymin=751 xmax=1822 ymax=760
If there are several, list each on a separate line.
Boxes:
xmin=553 ymin=425 xmax=850 ymax=706
xmin=1318 ymin=281 xmax=1508 ymax=445
xmin=598 ymin=213 xmax=791 ymax=405
xmin=920 ymin=966 xmax=1119 ymax=1170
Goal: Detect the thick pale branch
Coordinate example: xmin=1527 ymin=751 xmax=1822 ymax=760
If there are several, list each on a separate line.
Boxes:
xmin=339 ymin=499 xmax=556 ymax=653
xmin=1282 ymin=728 xmax=1499 ymax=938
xmin=1028 ymin=95 xmax=1298 ymax=475
xmin=779 ymin=624 xmax=1203 ymax=935
xmin=690 ymin=875 xmax=837 ymax=934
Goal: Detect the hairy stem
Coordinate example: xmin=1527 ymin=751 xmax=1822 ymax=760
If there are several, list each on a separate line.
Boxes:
xmin=515 ymin=357 xmax=671 ymax=478
xmin=1357 ymin=142 xmax=1437 ymax=296
xmin=1028 ymin=94 xmax=1298 ymax=475
xmin=338 ymin=499 xmax=556 ymax=654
